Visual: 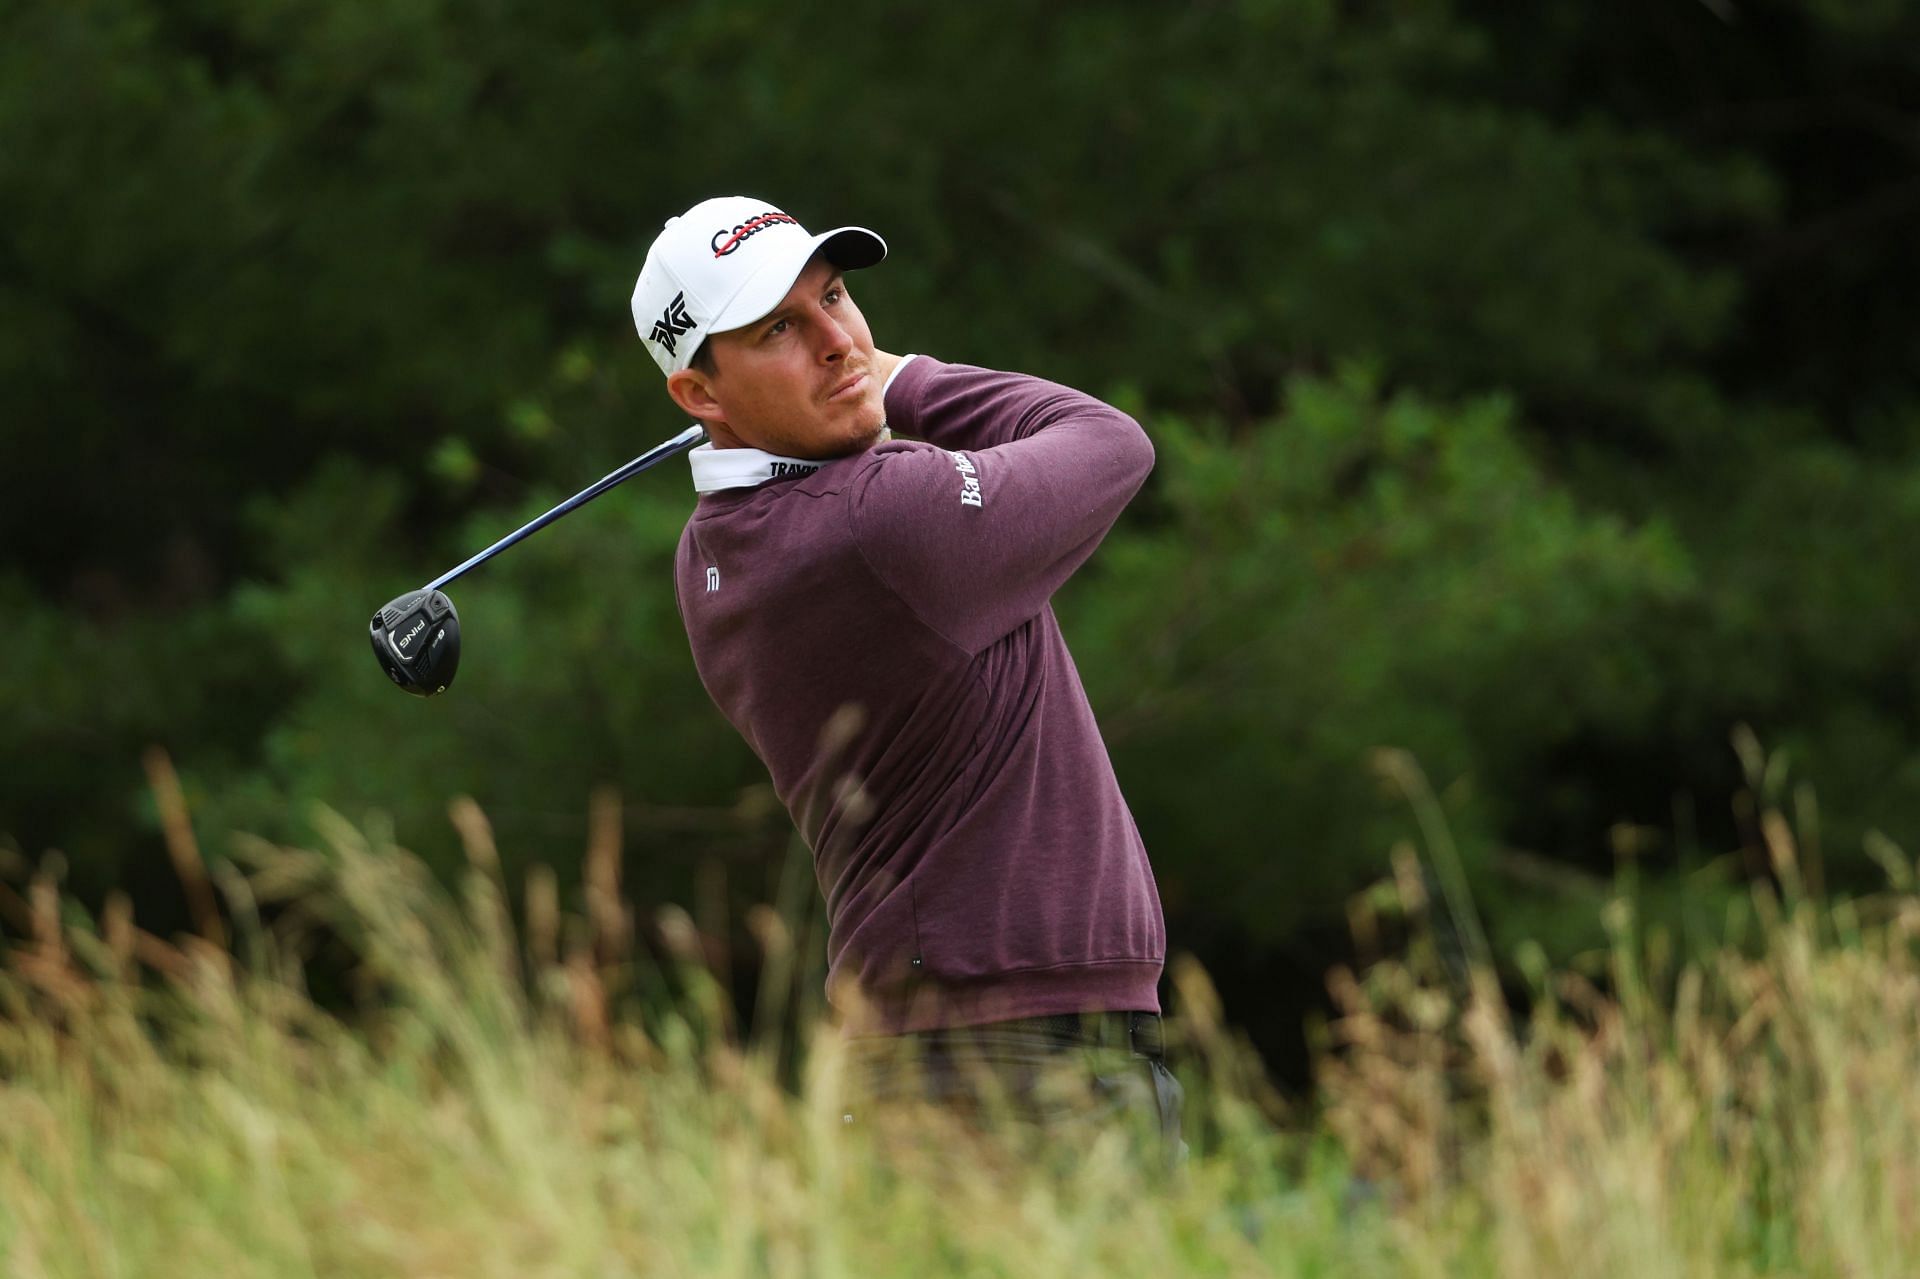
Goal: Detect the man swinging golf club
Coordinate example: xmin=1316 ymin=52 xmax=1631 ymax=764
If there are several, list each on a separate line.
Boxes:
xmin=635 ymin=196 xmax=1183 ymax=1160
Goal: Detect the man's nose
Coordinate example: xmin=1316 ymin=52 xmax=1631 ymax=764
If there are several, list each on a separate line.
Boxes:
xmin=813 ymin=311 xmax=854 ymax=362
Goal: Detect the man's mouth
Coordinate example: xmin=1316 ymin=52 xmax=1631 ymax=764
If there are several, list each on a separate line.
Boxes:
xmin=826 ymin=372 xmax=869 ymax=402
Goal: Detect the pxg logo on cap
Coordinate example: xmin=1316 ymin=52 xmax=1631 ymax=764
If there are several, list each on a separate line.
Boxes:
xmin=648 ymin=292 xmax=695 ymax=356
xmin=631 ymin=196 xmax=887 ymax=377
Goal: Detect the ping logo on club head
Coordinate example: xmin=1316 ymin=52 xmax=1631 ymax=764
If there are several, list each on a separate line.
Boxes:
xmin=395 ymin=616 xmax=428 ymax=652
xmin=650 ymin=291 xmax=696 ymax=356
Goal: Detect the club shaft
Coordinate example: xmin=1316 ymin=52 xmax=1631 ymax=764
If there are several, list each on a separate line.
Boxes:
xmin=426 ymin=425 xmax=705 ymax=591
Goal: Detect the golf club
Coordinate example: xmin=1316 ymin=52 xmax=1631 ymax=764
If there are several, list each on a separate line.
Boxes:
xmin=369 ymin=424 xmax=706 ymax=697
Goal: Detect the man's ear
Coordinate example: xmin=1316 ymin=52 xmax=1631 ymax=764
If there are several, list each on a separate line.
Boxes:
xmin=666 ymin=368 xmax=723 ymax=423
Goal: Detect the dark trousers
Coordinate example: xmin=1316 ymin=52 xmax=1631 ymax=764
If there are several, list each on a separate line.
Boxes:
xmin=841 ymin=1011 xmax=1187 ymax=1169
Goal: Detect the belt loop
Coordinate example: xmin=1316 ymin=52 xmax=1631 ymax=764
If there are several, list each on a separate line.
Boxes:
xmin=1127 ymin=1011 xmax=1164 ymax=1060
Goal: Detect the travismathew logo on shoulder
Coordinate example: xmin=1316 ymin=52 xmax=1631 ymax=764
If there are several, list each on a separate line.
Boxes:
xmin=650 ymin=291 xmax=695 ymax=355
xmin=949 ymin=450 xmax=983 ymax=507
xmin=768 ymin=461 xmax=822 ymax=479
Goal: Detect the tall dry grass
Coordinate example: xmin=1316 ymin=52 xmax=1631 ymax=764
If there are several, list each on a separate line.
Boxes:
xmin=0 ymin=751 xmax=1915 ymax=1276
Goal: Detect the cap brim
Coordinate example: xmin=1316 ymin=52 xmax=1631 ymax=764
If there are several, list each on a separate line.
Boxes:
xmin=706 ymin=226 xmax=888 ymax=336
xmin=820 ymin=225 xmax=886 ymax=271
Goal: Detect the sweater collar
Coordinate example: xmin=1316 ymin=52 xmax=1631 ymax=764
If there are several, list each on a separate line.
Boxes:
xmin=685 ymin=354 xmax=918 ymax=494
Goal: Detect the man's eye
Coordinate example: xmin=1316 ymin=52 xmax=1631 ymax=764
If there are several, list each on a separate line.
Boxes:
xmin=824 ymin=288 xmax=842 ymax=305
xmin=766 ymin=319 xmax=789 ymax=338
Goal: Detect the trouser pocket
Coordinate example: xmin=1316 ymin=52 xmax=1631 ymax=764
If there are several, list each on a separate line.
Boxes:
xmin=1144 ymin=1057 xmax=1188 ymax=1167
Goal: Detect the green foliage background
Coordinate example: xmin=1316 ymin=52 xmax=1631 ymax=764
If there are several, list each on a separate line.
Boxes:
xmin=5 ymin=0 xmax=1918 ymax=1070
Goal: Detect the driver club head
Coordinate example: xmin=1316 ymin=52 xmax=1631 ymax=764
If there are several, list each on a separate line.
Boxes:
xmin=369 ymin=588 xmax=461 ymax=697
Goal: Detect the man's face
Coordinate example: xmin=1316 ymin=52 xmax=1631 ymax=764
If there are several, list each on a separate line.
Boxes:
xmin=671 ymin=255 xmax=885 ymax=460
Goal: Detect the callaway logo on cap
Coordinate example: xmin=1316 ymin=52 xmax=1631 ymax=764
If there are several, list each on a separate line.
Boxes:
xmin=631 ymin=196 xmax=887 ymax=376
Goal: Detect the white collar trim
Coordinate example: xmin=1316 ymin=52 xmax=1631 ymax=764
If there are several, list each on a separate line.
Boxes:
xmin=883 ymin=353 xmax=918 ymax=396
xmin=687 ymin=442 xmax=832 ymax=493
xmin=688 ymin=355 xmax=916 ymax=494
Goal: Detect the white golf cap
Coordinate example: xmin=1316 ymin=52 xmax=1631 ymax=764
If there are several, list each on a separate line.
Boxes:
xmin=631 ymin=196 xmax=887 ymax=376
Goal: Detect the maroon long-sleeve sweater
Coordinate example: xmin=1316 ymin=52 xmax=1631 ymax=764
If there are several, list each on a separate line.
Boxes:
xmin=673 ymin=356 xmax=1165 ymax=1035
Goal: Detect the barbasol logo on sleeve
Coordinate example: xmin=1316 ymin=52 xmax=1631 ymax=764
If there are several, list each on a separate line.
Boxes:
xmin=711 ymin=211 xmax=799 ymax=257
xmin=949 ymin=450 xmax=983 ymax=507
